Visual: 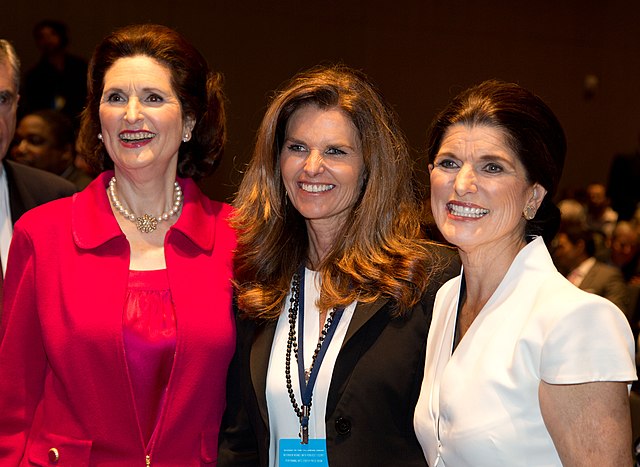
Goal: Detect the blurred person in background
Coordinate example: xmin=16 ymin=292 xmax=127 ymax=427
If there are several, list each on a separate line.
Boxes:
xmin=0 ymin=39 xmax=75 ymax=279
xmin=20 ymin=19 xmax=87 ymax=127
xmin=552 ymin=223 xmax=629 ymax=318
xmin=11 ymin=109 xmax=92 ymax=189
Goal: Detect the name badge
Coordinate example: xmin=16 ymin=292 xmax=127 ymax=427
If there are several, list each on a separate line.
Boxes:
xmin=279 ymin=438 xmax=328 ymax=466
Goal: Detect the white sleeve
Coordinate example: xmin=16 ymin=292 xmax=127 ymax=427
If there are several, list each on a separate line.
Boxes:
xmin=540 ymin=293 xmax=636 ymax=384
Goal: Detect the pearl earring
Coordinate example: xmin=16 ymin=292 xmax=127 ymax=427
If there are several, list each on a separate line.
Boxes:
xmin=98 ymin=133 xmax=103 ymax=141
xmin=182 ymin=133 xmax=190 ymax=143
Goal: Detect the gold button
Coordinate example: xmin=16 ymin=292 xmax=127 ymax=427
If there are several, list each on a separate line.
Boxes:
xmin=48 ymin=447 xmax=60 ymax=463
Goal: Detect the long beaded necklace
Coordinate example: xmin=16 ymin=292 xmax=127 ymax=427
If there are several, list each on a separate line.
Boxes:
xmin=108 ymin=176 xmax=183 ymax=233
xmin=284 ymin=268 xmax=341 ymax=444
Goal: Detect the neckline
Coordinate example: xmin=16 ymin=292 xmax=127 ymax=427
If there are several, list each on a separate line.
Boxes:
xmin=128 ymin=269 xmax=169 ymax=289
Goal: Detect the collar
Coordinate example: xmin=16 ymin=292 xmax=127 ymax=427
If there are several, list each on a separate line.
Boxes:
xmin=568 ymin=257 xmax=596 ymax=284
xmin=499 ymin=236 xmax=556 ymax=276
xmin=72 ymin=171 xmax=216 ymax=251
xmin=456 ymin=237 xmax=557 ymax=305
xmin=59 ymin=163 xmax=77 ymax=180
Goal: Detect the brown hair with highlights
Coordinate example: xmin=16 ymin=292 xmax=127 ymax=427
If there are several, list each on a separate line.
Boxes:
xmin=233 ymin=65 xmax=439 ymax=320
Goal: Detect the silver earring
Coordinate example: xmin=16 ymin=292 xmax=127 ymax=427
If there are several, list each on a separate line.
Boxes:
xmin=182 ymin=133 xmax=190 ymax=143
xmin=523 ymin=204 xmax=536 ymax=220
xmin=98 ymin=133 xmax=103 ymax=141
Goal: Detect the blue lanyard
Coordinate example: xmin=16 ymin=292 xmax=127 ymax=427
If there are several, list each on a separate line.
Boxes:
xmin=296 ymin=266 xmax=345 ymax=442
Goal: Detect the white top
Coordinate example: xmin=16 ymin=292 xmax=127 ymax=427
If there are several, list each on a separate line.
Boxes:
xmin=266 ymin=268 xmax=356 ymax=466
xmin=0 ymin=165 xmax=12 ymax=276
xmin=414 ymin=237 xmax=636 ymax=467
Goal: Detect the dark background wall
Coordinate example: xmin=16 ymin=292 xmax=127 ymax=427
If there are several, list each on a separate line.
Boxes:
xmin=2 ymin=1 xmax=639 ymax=202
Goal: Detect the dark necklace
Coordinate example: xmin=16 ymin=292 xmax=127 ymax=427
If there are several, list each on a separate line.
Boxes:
xmin=284 ymin=270 xmax=338 ymax=443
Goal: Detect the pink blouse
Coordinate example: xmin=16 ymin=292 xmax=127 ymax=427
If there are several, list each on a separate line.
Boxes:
xmin=123 ymin=269 xmax=177 ymax=446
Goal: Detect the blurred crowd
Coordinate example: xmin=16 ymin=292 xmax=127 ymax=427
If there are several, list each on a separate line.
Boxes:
xmin=553 ymin=182 xmax=640 ymax=382
xmin=9 ymin=20 xmax=94 ymax=190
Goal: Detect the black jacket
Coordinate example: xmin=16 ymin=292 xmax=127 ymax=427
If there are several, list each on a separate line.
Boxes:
xmin=218 ymin=244 xmax=459 ymax=467
xmin=4 ymin=159 xmax=77 ymax=224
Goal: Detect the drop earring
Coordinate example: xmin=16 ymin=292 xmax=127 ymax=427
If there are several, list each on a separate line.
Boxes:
xmin=523 ymin=204 xmax=536 ymax=220
xmin=98 ymin=133 xmax=103 ymax=141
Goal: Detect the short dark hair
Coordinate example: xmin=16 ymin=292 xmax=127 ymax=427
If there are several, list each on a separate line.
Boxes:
xmin=77 ymin=24 xmax=226 ymax=180
xmin=33 ymin=20 xmax=69 ymax=49
xmin=427 ymin=80 xmax=566 ymax=243
xmin=27 ymin=109 xmax=75 ymax=151
xmin=558 ymin=224 xmax=596 ymax=257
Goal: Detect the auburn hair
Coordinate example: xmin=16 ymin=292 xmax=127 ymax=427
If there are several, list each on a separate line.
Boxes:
xmin=233 ymin=65 xmax=439 ymax=320
xmin=77 ymin=23 xmax=225 ymax=180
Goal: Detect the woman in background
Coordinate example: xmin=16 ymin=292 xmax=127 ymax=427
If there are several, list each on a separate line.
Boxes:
xmin=0 ymin=24 xmax=235 ymax=465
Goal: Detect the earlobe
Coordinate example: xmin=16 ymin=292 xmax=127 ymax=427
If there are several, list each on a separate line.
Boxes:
xmin=532 ymin=183 xmax=547 ymax=206
xmin=523 ymin=184 xmax=547 ymax=221
xmin=428 ymin=164 xmax=434 ymax=174
xmin=182 ymin=117 xmax=196 ymax=143
xmin=184 ymin=116 xmax=196 ymax=133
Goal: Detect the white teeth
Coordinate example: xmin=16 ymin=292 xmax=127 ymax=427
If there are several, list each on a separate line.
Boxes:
xmin=447 ymin=203 xmax=489 ymax=218
xmin=300 ymin=183 xmax=334 ymax=193
xmin=119 ymin=132 xmax=155 ymax=141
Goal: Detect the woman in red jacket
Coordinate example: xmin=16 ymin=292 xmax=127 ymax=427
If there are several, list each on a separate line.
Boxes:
xmin=0 ymin=24 xmax=235 ymax=465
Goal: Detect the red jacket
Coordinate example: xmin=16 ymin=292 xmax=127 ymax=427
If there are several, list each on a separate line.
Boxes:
xmin=0 ymin=172 xmax=236 ymax=466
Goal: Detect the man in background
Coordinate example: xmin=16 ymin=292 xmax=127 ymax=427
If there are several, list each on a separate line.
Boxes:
xmin=608 ymin=145 xmax=640 ymax=222
xmin=552 ymin=223 xmax=629 ymax=319
xmin=20 ymin=20 xmax=87 ymax=128
xmin=0 ymin=39 xmax=76 ymax=278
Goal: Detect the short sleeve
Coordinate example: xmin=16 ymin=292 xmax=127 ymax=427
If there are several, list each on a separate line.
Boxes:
xmin=540 ymin=295 xmax=636 ymax=384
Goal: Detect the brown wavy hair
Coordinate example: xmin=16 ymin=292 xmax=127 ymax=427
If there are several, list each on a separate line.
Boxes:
xmin=77 ymin=24 xmax=226 ymax=180
xmin=233 ymin=65 xmax=438 ymax=320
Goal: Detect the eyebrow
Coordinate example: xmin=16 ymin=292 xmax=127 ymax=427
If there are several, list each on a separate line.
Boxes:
xmin=283 ymin=137 xmax=358 ymax=152
xmin=103 ymin=86 xmax=168 ymax=94
xmin=435 ymin=151 xmax=511 ymax=162
xmin=475 ymin=153 xmax=518 ymax=168
xmin=476 ymin=153 xmax=511 ymax=161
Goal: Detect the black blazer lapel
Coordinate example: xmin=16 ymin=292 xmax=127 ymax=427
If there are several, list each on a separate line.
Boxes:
xmin=4 ymin=160 xmax=33 ymax=224
xmin=326 ymin=297 xmax=389 ymax=417
xmin=342 ymin=298 xmax=388 ymax=347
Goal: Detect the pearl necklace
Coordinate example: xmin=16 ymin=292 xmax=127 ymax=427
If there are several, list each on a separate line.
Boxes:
xmin=108 ymin=176 xmax=183 ymax=233
xmin=284 ymin=271 xmax=338 ymax=437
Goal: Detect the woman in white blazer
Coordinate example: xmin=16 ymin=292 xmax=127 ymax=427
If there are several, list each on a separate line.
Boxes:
xmin=414 ymin=80 xmax=636 ymax=466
